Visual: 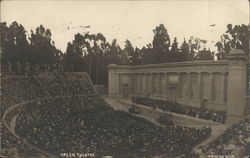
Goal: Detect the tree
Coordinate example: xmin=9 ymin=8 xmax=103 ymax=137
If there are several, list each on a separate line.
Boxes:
xmin=1 ymin=22 xmax=62 ymax=72
xmin=152 ymin=24 xmax=171 ymax=63
xmin=180 ymin=38 xmax=189 ymax=61
xmin=134 ymin=47 xmax=141 ymax=65
xmin=92 ymin=33 xmax=107 ymax=84
xmin=140 ymin=45 xmax=155 ymax=64
xmin=123 ymin=40 xmax=140 ymax=65
xmin=188 ymin=37 xmax=198 ymax=61
xmin=169 ymin=37 xmax=179 ymax=62
xmin=215 ymin=24 xmax=249 ymax=60
xmin=63 ymin=32 xmax=108 ymax=84
xmin=170 ymin=37 xmax=178 ymax=53
xmin=187 ymin=36 xmax=210 ymax=61
xmin=29 ymin=25 xmax=62 ymax=64
xmin=1 ymin=21 xmax=30 ymax=65
xmin=63 ymin=42 xmax=84 ymax=72
xmin=196 ymin=48 xmax=214 ymax=61
xmin=104 ymin=39 xmax=123 ymax=65
xmin=152 ymin=24 xmax=171 ymax=51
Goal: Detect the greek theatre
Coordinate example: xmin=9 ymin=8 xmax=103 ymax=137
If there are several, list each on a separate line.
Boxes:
xmin=108 ymin=49 xmax=250 ymax=122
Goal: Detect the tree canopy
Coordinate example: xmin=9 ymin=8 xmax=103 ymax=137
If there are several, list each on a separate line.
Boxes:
xmin=2 ymin=21 xmax=247 ymax=86
xmin=215 ymin=24 xmax=249 ymax=60
xmin=0 ymin=22 xmax=62 ymax=65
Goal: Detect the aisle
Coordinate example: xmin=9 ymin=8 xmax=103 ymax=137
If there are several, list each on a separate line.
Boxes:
xmin=104 ymin=97 xmax=129 ymax=112
xmin=104 ymin=97 xmax=163 ymax=126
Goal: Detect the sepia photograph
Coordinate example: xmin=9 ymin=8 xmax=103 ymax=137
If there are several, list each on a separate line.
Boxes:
xmin=0 ymin=0 xmax=250 ymax=158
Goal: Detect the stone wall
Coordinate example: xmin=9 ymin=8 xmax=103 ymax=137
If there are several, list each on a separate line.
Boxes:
xmin=108 ymin=49 xmax=249 ymax=121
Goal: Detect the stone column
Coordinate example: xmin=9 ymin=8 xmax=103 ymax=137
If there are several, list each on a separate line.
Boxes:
xmin=158 ymin=73 xmax=162 ymax=96
xmin=221 ymin=72 xmax=227 ymax=104
xmin=133 ymin=73 xmax=138 ymax=94
xmin=118 ymin=73 xmax=122 ymax=96
xmin=141 ymin=74 xmax=144 ymax=94
xmin=197 ymin=72 xmax=202 ymax=102
xmin=210 ymin=72 xmax=215 ymax=102
xmin=148 ymin=73 xmax=152 ymax=93
xmin=227 ymin=49 xmax=247 ymax=122
xmin=138 ymin=73 xmax=141 ymax=94
xmin=161 ymin=73 xmax=166 ymax=97
xmin=136 ymin=73 xmax=139 ymax=94
xmin=139 ymin=73 xmax=142 ymax=94
xmin=165 ymin=73 xmax=169 ymax=98
xmin=155 ymin=73 xmax=158 ymax=95
xmin=108 ymin=64 xmax=120 ymax=97
xmin=152 ymin=73 xmax=155 ymax=94
xmin=129 ymin=73 xmax=132 ymax=94
xmin=187 ymin=73 xmax=191 ymax=99
xmin=151 ymin=73 xmax=155 ymax=94
xmin=154 ymin=73 xmax=159 ymax=95
xmin=142 ymin=73 xmax=146 ymax=94
xmin=130 ymin=73 xmax=134 ymax=93
xmin=145 ymin=73 xmax=149 ymax=93
xmin=207 ymin=72 xmax=213 ymax=103
xmin=177 ymin=72 xmax=181 ymax=98
xmin=153 ymin=73 xmax=156 ymax=95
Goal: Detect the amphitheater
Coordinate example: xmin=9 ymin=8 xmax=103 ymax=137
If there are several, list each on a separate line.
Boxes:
xmin=1 ymin=49 xmax=250 ymax=158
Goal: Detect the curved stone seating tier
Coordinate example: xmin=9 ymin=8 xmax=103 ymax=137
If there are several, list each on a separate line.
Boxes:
xmin=2 ymin=94 xmax=96 ymax=158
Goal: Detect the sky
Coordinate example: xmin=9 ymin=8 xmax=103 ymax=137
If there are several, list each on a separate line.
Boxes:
xmin=1 ymin=0 xmax=249 ymax=52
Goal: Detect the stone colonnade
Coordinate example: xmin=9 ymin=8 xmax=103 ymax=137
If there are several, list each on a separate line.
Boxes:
xmin=110 ymin=70 xmax=228 ymax=111
xmin=108 ymin=49 xmax=249 ymax=121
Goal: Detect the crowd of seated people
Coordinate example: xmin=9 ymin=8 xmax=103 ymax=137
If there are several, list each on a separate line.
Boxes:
xmin=31 ymin=74 xmax=95 ymax=98
xmin=1 ymin=73 xmax=95 ymax=120
xmin=1 ymin=72 xmax=96 ymax=157
xmin=1 ymin=74 xmax=94 ymax=106
xmin=16 ymin=96 xmax=211 ymax=157
xmin=182 ymin=117 xmax=250 ymax=158
xmin=2 ymin=73 xmax=212 ymax=158
xmin=1 ymin=123 xmax=46 ymax=158
xmin=16 ymin=96 xmax=211 ymax=158
xmin=1 ymin=76 xmax=37 ymax=157
xmin=132 ymin=96 xmax=227 ymax=124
